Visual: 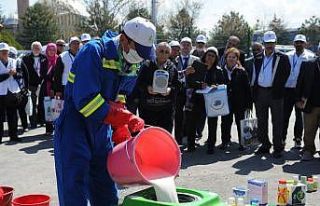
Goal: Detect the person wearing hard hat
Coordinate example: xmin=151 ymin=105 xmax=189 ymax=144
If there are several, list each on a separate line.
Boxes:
xmin=53 ymin=36 xmax=80 ymax=98
xmin=80 ymin=33 xmax=91 ymax=45
xmin=0 ymin=43 xmax=22 ymax=143
xmin=55 ymin=39 xmax=66 ymax=55
xmin=169 ymin=40 xmax=180 ymax=62
xmin=54 ymin=17 xmax=156 ymax=206
xmin=192 ymin=34 xmax=207 ymax=58
xmin=282 ymin=34 xmax=315 ymax=150
xmin=252 ymin=31 xmax=290 ymax=159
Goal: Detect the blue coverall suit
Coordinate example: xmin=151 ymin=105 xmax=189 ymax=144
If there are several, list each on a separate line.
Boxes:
xmin=54 ymin=31 xmax=138 ymax=206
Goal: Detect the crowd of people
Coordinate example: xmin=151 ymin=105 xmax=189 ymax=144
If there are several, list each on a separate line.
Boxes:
xmin=130 ymin=31 xmax=320 ymax=161
xmin=1 ymin=29 xmax=320 ymax=162
xmin=0 ymin=33 xmax=89 ymax=143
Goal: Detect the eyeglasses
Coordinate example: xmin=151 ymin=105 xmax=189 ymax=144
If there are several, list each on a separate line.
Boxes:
xmin=57 ymin=44 xmax=65 ymax=47
xmin=159 ymin=50 xmax=170 ymax=54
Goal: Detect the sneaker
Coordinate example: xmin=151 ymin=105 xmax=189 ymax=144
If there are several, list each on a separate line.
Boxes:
xmin=301 ymin=151 xmax=314 ymax=161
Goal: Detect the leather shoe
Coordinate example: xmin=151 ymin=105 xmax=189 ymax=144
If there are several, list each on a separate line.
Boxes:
xmin=206 ymin=148 xmax=215 ymax=155
xmin=255 ymin=146 xmax=270 ymax=155
xmin=187 ymin=146 xmax=196 ymax=153
xmin=272 ymin=151 xmax=282 ymax=159
xmin=10 ymin=137 xmax=22 ymax=142
xmin=218 ymin=142 xmax=231 ymax=150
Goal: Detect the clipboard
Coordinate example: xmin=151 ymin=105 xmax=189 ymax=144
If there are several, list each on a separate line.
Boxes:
xmin=186 ymin=60 xmax=207 ymax=84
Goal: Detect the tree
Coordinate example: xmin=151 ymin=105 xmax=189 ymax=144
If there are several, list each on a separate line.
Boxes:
xmin=299 ymin=16 xmax=320 ymax=51
xmin=80 ymin=0 xmax=128 ymax=36
xmin=126 ymin=6 xmax=151 ymax=21
xmin=208 ymin=11 xmax=251 ymax=52
xmin=268 ymin=14 xmax=289 ymax=44
xmin=0 ymin=30 xmax=23 ymax=49
xmin=166 ymin=0 xmax=202 ymax=41
xmin=17 ymin=3 xmax=58 ymax=48
xmin=0 ymin=4 xmax=4 ymax=24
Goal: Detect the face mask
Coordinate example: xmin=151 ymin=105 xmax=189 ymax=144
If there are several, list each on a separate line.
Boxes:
xmin=122 ymin=49 xmax=144 ymax=64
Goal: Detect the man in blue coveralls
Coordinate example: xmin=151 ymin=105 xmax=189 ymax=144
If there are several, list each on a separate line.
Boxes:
xmin=54 ymin=17 xmax=156 ymax=206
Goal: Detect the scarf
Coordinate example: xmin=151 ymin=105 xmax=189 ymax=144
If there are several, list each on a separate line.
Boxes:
xmin=45 ymin=43 xmax=58 ymax=95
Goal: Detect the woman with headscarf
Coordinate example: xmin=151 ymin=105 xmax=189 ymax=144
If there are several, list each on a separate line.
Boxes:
xmin=39 ymin=43 xmax=58 ymax=135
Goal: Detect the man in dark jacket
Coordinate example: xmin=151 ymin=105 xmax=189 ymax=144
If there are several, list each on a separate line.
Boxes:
xmin=245 ymin=42 xmax=264 ymax=85
xmin=137 ymin=42 xmax=178 ymax=133
xmin=218 ymin=35 xmax=246 ymax=67
xmin=21 ymin=41 xmax=48 ymax=128
xmin=251 ymin=31 xmax=290 ymax=158
xmin=296 ymin=57 xmax=320 ymax=161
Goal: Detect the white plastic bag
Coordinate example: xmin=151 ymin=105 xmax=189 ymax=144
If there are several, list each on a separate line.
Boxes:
xmin=25 ymin=92 xmax=33 ymax=116
xmin=43 ymin=96 xmax=53 ymax=122
xmin=240 ymin=110 xmax=259 ymax=146
xmin=51 ymin=97 xmax=64 ymax=120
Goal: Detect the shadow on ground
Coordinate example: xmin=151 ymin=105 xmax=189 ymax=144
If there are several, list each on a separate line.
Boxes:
xmin=17 ymin=134 xmax=54 ymax=155
xmin=283 ymin=159 xmax=320 ymax=176
xmin=181 ymin=142 xmax=258 ymax=169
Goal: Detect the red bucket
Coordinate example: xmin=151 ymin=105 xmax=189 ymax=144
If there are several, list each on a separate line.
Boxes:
xmin=107 ymin=127 xmax=181 ymax=185
xmin=0 ymin=186 xmax=14 ymax=206
xmin=12 ymin=194 xmax=50 ymax=206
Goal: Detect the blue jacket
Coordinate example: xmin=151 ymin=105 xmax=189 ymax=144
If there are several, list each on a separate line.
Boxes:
xmin=66 ymin=30 xmax=137 ymax=123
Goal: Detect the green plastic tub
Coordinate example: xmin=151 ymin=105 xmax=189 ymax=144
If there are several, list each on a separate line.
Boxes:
xmin=122 ymin=187 xmax=226 ymax=206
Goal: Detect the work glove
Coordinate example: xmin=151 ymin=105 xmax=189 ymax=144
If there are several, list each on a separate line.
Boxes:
xmin=128 ymin=115 xmax=145 ymax=133
xmin=112 ymin=125 xmax=132 ymax=145
xmin=104 ymin=101 xmax=132 ymax=128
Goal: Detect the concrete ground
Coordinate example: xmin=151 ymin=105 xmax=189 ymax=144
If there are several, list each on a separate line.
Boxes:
xmin=1 ymin=115 xmax=320 ymax=205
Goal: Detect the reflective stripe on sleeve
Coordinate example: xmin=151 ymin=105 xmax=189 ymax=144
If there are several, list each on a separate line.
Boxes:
xmin=79 ymin=94 xmax=105 ymax=117
xmin=67 ymin=72 xmax=75 ymax=83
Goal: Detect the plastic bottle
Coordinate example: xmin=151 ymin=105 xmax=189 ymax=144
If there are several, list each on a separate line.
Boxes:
xmin=277 ymin=179 xmax=288 ymax=205
xmin=227 ymin=197 xmax=236 ymax=206
xmin=313 ymin=176 xmax=318 ymax=191
xmin=250 ymin=198 xmax=259 ymax=206
xmin=237 ymin=197 xmax=245 ymax=206
xmin=307 ymin=178 xmax=316 ymax=192
xmin=300 ymin=176 xmax=307 ymax=184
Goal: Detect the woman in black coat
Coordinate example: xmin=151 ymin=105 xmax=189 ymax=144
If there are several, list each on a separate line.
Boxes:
xmin=184 ymin=47 xmax=225 ymax=153
xmin=202 ymin=47 xmax=225 ymax=154
xmin=220 ymin=47 xmax=252 ymax=151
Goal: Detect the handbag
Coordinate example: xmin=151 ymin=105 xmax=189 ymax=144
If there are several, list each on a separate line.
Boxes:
xmin=43 ymin=96 xmax=53 ymax=122
xmin=200 ymin=85 xmax=230 ymax=117
xmin=25 ymin=91 xmax=33 ymax=116
xmin=240 ymin=110 xmax=259 ymax=146
xmin=51 ymin=97 xmax=64 ymax=120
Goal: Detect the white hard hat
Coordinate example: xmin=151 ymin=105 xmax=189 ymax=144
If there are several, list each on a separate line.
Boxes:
xmin=0 ymin=42 xmax=10 ymax=51
xmin=169 ymin=40 xmax=180 ymax=47
xmin=196 ymin=34 xmax=207 ymax=44
xmin=123 ymin=17 xmax=156 ymax=60
xmin=263 ymin=31 xmax=277 ymax=43
xmin=81 ymin=33 xmax=91 ymax=42
xmin=180 ymin=37 xmax=192 ymax=44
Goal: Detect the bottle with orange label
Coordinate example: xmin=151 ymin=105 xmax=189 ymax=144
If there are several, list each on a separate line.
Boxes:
xmin=277 ymin=179 xmax=289 ymax=205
